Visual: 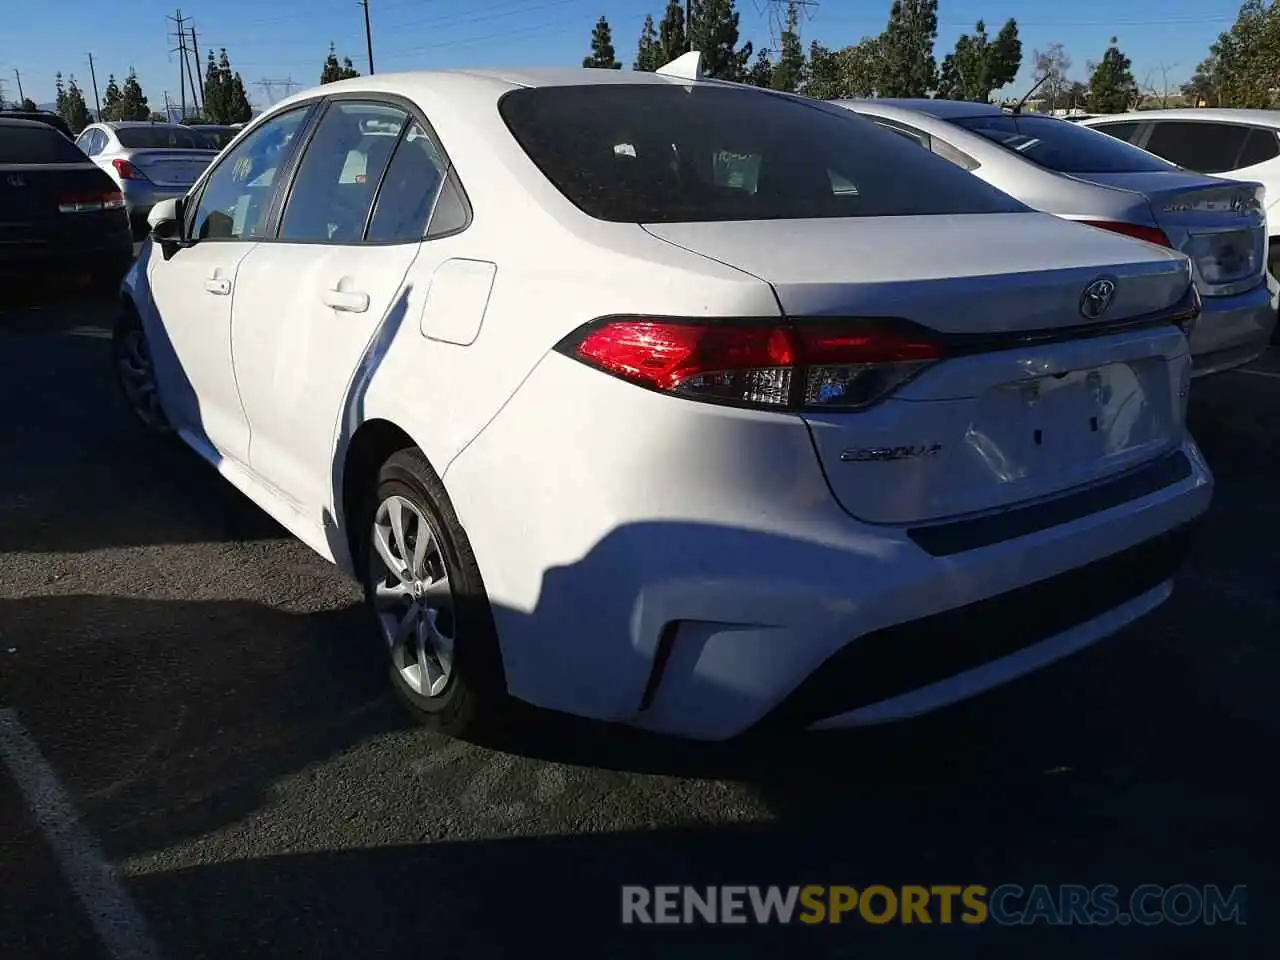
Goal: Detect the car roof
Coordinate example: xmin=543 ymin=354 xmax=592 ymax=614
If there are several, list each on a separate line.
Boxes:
xmin=835 ymin=97 xmax=1006 ymax=120
xmin=1081 ymin=107 xmax=1280 ymax=127
xmin=0 ymin=117 xmax=52 ymax=129
xmin=263 ymin=66 xmax=754 ymax=117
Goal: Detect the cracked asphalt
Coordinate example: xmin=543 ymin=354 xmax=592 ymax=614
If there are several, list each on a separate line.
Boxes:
xmin=1 ymin=293 xmax=1276 ymax=958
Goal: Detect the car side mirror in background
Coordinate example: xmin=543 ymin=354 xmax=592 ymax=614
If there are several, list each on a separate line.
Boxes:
xmin=148 ymin=198 xmax=185 ymax=259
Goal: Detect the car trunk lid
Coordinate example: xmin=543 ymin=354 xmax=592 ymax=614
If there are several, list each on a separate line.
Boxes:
xmin=642 ymin=212 xmax=1196 ymax=525
xmin=1068 ymin=171 xmax=1267 ymax=298
xmin=0 ymin=162 xmax=123 ymax=245
xmin=125 ymin=149 xmax=219 ymax=188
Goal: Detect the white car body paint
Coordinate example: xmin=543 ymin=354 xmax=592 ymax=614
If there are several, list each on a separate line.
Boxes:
xmin=123 ymin=69 xmax=1214 ymax=740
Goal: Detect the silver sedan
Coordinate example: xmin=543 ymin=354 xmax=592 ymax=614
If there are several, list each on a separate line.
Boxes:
xmin=834 ymin=98 xmax=1278 ymax=377
xmin=74 ymin=121 xmax=221 ymax=239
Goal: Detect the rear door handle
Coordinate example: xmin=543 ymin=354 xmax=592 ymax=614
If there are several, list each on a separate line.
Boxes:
xmin=322 ymin=288 xmax=370 ymax=313
xmin=204 ymin=278 xmax=231 ymax=296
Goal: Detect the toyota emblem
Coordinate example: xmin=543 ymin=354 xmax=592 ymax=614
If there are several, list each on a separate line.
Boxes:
xmin=1080 ymin=278 xmax=1117 ymax=320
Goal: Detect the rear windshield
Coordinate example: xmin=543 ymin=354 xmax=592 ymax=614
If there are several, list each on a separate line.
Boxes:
xmin=1 ymin=112 xmax=73 ymax=138
xmin=498 ymin=85 xmax=1026 ymax=222
xmin=194 ymin=127 xmax=238 ymax=149
xmin=950 ymin=114 xmax=1175 ymax=174
xmin=115 ymin=127 xmax=220 ymax=150
xmin=0 ymin=124 xmax=87 ymax=163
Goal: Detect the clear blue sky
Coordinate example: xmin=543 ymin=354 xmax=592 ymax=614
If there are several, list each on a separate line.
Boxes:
xmin=0 ymin=0 xmax=1247 ymax=111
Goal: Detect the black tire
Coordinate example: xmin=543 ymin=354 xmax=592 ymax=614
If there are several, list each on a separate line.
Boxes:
xmin=359 ymin=448 xmax=507 ymax=738
xmin=111 ymin=303 xmax=172 ymax=435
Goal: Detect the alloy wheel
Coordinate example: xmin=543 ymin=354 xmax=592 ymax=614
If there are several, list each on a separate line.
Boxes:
xmin=369 ymin=494 xmax=456 ymax=699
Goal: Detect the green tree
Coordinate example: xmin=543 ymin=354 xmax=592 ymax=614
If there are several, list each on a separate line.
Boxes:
xmin=584 ymin=16 xmax=622 ymax=69
xmin=634 ymin=15 xmax=662 ymax=71
xmin=689 ymin=0 xmax=753 ymax=81
xmin=1088 ymin=36 xmax=1138 ymax=112
xmin=101 ymin=74 xmax=123 ymax=121
xmin=21 ymin=97 xmax=39 ymax=112
xmin=119 ymin=69 xmax=150 ymax=121
xmin=226 ymin=73 xmax=252 ymax=124
xmin=770 ymin=0 xmax=806 ymax=92
xmin=657 ymin=0 xmax=688 ymax=65
xmin=54 ymin=73 xmax=68 ymax=120
xmin=204 ymin=49 xmax=228 ymax=122
xmin=321 ymin=42 xmax=362 ymax=83
xmin=878 ymin=0 xmax=938 ymax=97
xmin=1031 ymin=42 xmax=1072 ymax=111
xmin=62 ymin=75 xmax=91 ymax=133
xmin=1183 ymin=54 xmax=1221 ymax=106
xmin=935 ymin=18 xmax=1020 ymax=102
xmin=745 ymin=47 xmax=774 ymax=88
xmin=1192 ymin=0 xmax=1280 ymax=108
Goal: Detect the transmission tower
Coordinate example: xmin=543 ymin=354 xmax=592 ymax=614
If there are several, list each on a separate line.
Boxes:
xmin=756 ymin=0 xmax=820 ymax=50
xmin=256 ymin=77 xmax=298 ymax=106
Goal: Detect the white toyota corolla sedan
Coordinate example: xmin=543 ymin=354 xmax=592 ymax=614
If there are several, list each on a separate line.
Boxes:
xmin=115 ymin=59 xmax=1213 ymax=741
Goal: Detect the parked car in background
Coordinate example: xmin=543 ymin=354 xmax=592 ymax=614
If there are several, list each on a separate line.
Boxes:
xmin=116 ymin=67 xmax=1211 ymax=742
xmin=0 ymin=108 xmax=74 ymax=140
xmin=835 ymin=98 xmax=1277 ymax=375
xmin=1079 ymin=110 xmax=1280 ymax=276
xmin=0 ymin=117 xmax=133 ymax=288
xmin=74 ymin=121 xmax=222 ymax=238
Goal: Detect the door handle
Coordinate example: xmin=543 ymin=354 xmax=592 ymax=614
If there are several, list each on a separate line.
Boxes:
xmin=204 ymin=277 xmax=231 ymax=296
xmin=322 ymin=288 xmax=370 ymax=313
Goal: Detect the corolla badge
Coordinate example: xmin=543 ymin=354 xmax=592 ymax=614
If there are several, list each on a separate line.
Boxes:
xmin=840 ymin=443 xmax=943 ymax=463
xmin=1079 ymin=278 xmax=1117 ymax=320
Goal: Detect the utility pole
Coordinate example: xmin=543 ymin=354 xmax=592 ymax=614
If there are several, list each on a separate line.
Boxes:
xmin=163 ymin=90 xmax=173 ymax=123
xmin=167 ymin=9 xmax=188 ymax=119
xmin=189 ymin=26 xmax=204 ymax=113
xmin=13 ymin=69 xmax=25 ymax=104
xmin=86 ymin=53 xmax=102 ymax=120
xmin=360 ymin=0 xmax=375 ymax=75
xmin=182 ymin=33 xmax=201 ymax=115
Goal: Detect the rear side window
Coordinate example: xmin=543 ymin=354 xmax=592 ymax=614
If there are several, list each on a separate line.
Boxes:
xmin=1088 ymin=121 xmax=1141 ymax=143
xmin=1143 ymin=121 xmax=1250 ymax=173
xmin=499 ymin=85 xmax=1025 ymax=222
xmin=951 ymin=114 xmax=1175 ymax=174
xmin=1236 ymin=127 xmax=1279 ymax=168
xmin=0 ymin=124 xmax=88 ymax=163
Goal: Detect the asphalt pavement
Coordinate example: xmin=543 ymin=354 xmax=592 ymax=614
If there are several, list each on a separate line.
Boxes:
xmin=1 ymin=294 xmax=1276 ymax=958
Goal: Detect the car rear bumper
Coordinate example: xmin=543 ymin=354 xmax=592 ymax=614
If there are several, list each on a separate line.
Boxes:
xmin=1189 ymin=277 xmax=1277 ymax=376
xmin=0 ymin=230 xmax=133 ymax=279
xmin=444 ymin=351 xmax=1215 ymax=742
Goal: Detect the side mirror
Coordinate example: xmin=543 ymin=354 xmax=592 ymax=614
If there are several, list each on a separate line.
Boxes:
xmin=148 ymin=198 xmax=185 ymax=259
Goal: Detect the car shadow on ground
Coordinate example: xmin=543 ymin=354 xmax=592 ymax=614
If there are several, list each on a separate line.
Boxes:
xmin=0 ymin=291 xmax=285 ymax=554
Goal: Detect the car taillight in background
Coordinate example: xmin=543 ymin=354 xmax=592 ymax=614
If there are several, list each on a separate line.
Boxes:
xmin=111 ymin=158 xmax=148 ymax=181
xmin=556 ymin=318 xmax=947 ymax=411
xmin=58 ymin=190 xmax=126 ymax=214
xmin=1080 ymin=220 xmax=1172 ymax=248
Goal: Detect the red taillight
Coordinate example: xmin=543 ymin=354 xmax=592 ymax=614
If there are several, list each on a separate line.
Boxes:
xmin=559 ymin=318 xmax=946 ymax=411
xmin=112 ymin=158 xmax=148 ymax=181
xmin=58 ymin=190 xmax=126 ymax=214
xmin=1080 ymin=219 xmax=1172 ymax=248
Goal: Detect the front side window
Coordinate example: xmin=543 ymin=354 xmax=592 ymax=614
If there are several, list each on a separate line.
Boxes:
xmin=499 ymin=85 xmax=1024 ymax=222
xmin=951 ymin=114 xmax=1175 ymax=174
xmin=188 ymin=106 xmax=312 ymax=241
xmin=1237 ymin=127 xmax=1280 ymax=168
xmin=278 ymin=101 xmax=408 ymax=242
